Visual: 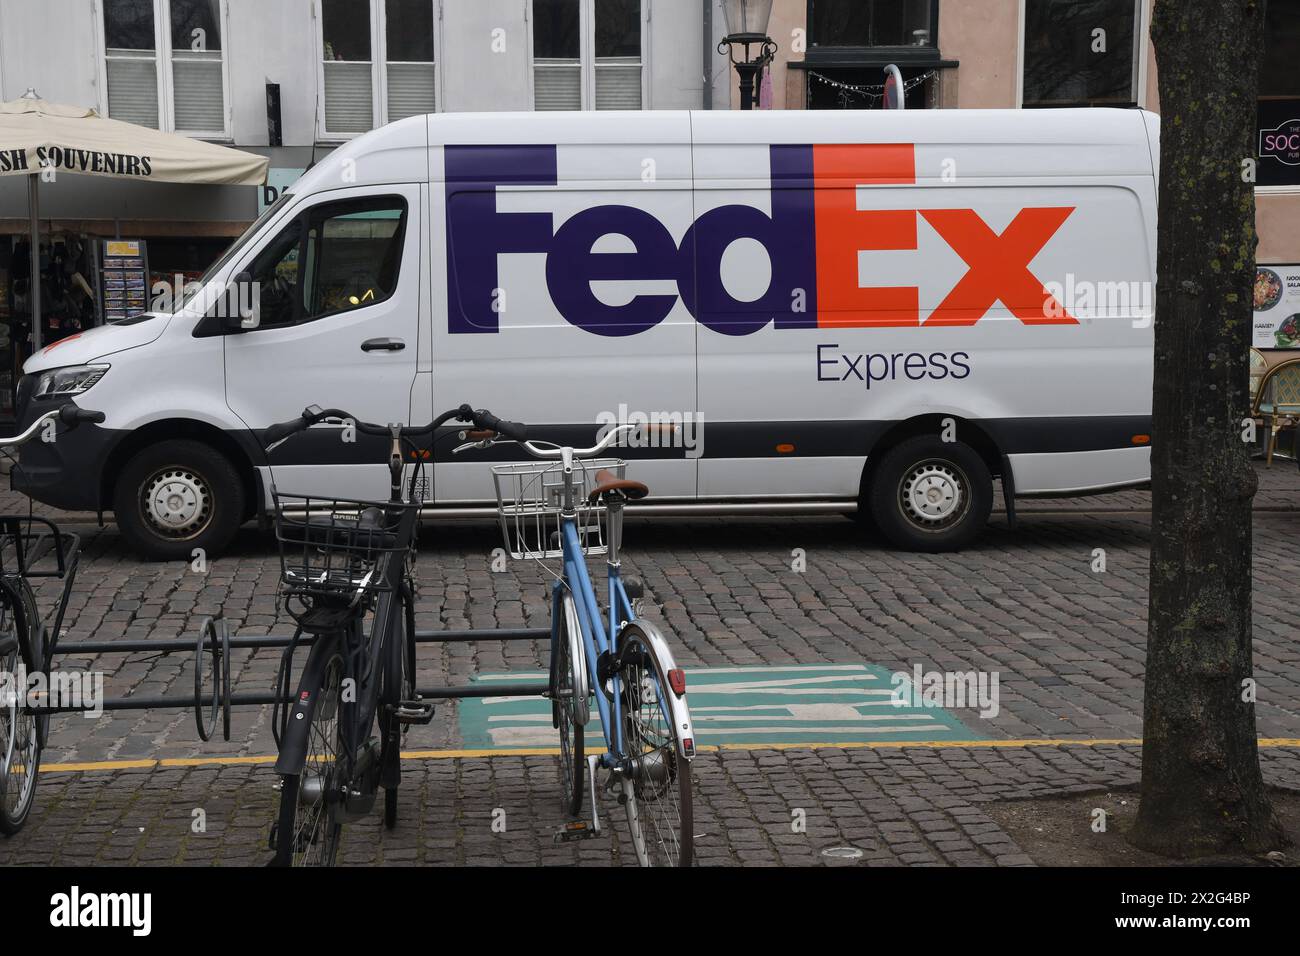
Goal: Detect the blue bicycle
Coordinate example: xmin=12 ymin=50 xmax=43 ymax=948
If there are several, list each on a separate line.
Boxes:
xmin=460 ymin=420 xmax=696 ymax=866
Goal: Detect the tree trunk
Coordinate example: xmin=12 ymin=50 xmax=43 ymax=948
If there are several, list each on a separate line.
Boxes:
xmin=1129 ymin=0 xmax=1286 ymax=857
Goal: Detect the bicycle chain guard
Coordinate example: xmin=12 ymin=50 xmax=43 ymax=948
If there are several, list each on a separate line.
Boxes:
xmin=193 ymin=616 xmax=232 ymax=742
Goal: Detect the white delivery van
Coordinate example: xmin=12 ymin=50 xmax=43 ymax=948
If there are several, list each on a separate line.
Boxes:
xmin=14 ymin=108 xmax=1159 ymax=560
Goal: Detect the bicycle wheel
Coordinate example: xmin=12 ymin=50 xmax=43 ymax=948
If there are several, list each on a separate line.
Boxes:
xmin=273 ymin=646 xmax=345 ymax=866
xmin=552 ymin=592 xmax=586 ymax=817
xmin=0 ymin=583 xmax=40 ymax=836
xmin=617 ymin=623 xmax=693 ymax=866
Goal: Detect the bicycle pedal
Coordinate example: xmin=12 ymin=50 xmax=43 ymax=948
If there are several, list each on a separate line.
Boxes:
xmin=553 ymin=820 xmax=603 ymax=844
xmin=394 ymin=698 xmax=435 ymax=725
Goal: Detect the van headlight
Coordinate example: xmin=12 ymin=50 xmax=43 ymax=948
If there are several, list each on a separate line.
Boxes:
xmin=34 ymin=364 xmax=110 ymax=399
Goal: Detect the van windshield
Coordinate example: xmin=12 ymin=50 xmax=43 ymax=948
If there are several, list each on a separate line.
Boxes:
xmin=175 ymin=192 xmax=294 ymax=312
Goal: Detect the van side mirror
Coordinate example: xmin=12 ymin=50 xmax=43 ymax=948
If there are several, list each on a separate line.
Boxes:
xmin=218 ymin=272 xmax=259 ymax=332
xmin=193 ymin=272 xmax=260 ymax=338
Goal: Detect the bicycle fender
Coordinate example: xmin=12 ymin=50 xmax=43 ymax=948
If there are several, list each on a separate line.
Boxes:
xmin=274 ymin=633 xmax=342 ymax=777
xmin=561 ymin=592 xmax=590 ymax=727
xmin=616 ymin=619 xmax=696 ymax=762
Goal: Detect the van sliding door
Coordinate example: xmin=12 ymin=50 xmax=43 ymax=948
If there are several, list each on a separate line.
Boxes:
xmin=429 ymin=112 xmax=698 ymax=505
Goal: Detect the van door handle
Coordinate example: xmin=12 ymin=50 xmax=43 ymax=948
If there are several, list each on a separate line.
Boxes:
xmin=361 ymin=338 xmax=405 ymax=352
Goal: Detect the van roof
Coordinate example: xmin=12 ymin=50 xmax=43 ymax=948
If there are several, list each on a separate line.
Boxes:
xmin=291 ymin=108 xmax=1156 ymax=193
xmin=425 ymin=107 xmax=1152 ymax=146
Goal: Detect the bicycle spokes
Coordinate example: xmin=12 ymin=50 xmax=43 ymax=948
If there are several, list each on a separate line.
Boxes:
xmin=618 ymin=634 xmax=693 ymax=867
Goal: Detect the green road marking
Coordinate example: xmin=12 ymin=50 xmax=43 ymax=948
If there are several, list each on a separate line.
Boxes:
xmin=458 ymin=664 xmax=982 ymax=750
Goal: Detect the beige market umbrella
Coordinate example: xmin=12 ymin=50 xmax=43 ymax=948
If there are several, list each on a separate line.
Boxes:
xmin=0 ymin=90 xmax=268 ymax=347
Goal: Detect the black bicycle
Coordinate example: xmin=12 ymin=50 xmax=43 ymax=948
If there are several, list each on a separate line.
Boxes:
xmin=263 ymin=403 xmax=526 ymax=866
xmin=0 ymin=405 xmax=101 ymax=835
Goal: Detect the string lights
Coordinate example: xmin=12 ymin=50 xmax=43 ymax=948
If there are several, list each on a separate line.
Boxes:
xmin=807 ymin=68 xmax=937 ymax=107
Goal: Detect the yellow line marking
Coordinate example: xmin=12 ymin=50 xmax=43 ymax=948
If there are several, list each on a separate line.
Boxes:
xmin=35 ymin=738 xmax=1300 ymax=773
xmin=159 ymin=755 xmax=276 ymax=767
xmin=41 ymin=758 xmax=159 ymax=772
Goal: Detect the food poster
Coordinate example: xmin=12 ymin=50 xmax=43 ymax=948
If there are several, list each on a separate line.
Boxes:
xmin=1253 ymin=265 xmax=1300 ymax=349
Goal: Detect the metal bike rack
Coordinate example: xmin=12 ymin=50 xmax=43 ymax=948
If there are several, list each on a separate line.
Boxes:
xmin=38 ymin=618 xmax=552 ymax=741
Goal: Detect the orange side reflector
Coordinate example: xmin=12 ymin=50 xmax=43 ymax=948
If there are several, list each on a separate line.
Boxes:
xmin=776 ymin=443 xmax=795 ymax=454
xmin=1131 ymin=435 xmax=1151 ymax=445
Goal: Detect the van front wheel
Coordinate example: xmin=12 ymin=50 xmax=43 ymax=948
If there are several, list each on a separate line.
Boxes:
xmin=114 ymin=440 xmax=245 ymax=561
xmin=867 ymin=436 xmax=992 ymax=552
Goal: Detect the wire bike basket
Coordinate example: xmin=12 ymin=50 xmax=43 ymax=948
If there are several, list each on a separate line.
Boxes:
xmin=271 ymin=493 xmax=418 ymax=607
xmin=0 ymin=516 xmax=81 ymax=670
xmin=492 ymin=458 xmax=624 ymax=560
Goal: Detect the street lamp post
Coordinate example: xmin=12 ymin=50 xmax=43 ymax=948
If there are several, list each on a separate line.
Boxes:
xmin=21 ymin=87 xmax=42 ymax=350
xmin=717 ymin=0 xmax=777 ymax=111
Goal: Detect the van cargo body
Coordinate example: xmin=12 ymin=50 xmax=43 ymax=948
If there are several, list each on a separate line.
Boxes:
xmin=14 ymin=109 xmax=1158 ymax=559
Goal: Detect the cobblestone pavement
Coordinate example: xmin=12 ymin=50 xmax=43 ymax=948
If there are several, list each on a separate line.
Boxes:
xmin=2 ymin=463 xmax=1298 ymax=866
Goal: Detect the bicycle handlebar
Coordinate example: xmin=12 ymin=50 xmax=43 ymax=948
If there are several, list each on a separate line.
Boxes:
xmin=460 ymin=422 xmax=676 ymax=460
xmin=0 ymin=406 xmax=105 ymax=448
xmin=470 ymin=408 xmax=528 ymax=443
xmin=264 ymin=403 xmax=676 ymax=463
xmin=59 ymin=406 xmax=106 ymax=426
xmin=262 ymin=404 xmax=528 ymax=452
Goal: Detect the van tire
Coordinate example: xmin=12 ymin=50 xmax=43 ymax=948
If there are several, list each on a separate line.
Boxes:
xmin=113 ymin=440 xmax=245 ymax=561
xmin=867 ymin=436 xmax=992 ymax=552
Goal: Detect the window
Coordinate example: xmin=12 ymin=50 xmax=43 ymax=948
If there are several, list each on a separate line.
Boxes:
xmin=1022 ymin=0 xmax=1140 ymax=108
xmin=533 ymin=0 xmax=644 ymax=111
xmin=533 ymin=0 xmax=581 ymax=108
xmin=385 ymin=0 xmax=437 ymax=120
xmin=1261 ymin=0 xmax=1300 ymax=100
xmin=320 ymin=0 xmax=437 ymax=138
xmin=321 ymin=0 xmax=374 ymax=134
xmin=808 ymin=0 xmax=934 ymax=49
xmin=101 ymin=0 xmax=229 ymax=136
xmin=1257 ymin=0 xmax=1300 ymax=187
xmin=594 ymin=0 xmax=642 ymax=108
xmin=103 ymin=0 xmax=158 ymax=127
xmin=250 ymin=220 xmax=304 ymax=328
xmin=247 ymin=198 xmax=408 ymax=328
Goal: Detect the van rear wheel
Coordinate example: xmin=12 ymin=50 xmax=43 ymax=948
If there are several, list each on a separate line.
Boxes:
xmin=114 ymin=440 xmax=245 ymax=561
xmin=867 ymin=436 xmax=992 ymax=552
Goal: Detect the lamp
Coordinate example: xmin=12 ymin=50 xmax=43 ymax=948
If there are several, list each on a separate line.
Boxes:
xmin=718 ymin=0 xmax=777 ymax=110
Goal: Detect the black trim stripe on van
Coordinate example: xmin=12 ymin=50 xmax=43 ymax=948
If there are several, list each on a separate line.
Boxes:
xmin=257 ymin=416 xmax=1153 ymax=466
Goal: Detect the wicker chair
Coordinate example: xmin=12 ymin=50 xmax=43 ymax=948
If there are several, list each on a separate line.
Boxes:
xmin=1250 ymin=348 xmax=1268 ymax=405
xmin=1254 ymin=357 xmax=1300 ymax=466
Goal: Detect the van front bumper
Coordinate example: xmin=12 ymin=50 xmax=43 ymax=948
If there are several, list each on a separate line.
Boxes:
xmin=9 ymin=395 xmax=119 ymax=513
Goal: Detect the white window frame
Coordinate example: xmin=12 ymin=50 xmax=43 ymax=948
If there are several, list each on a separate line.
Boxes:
xmin=527 ymin=0 xmax=651 ymax=111
xmin=314 ymin=0 xmax=444 ymax=142
xmin=1016 ymin=0 xmax=1143 ymax=109
xmin=94 ymin=0 xmax=233 ymax=140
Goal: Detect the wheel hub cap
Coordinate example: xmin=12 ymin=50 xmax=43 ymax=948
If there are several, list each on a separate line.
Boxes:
xmin=144 ymin=470 xmax=210 ymax=535
xmin=901 ymin=463 xmax=965 ymax=525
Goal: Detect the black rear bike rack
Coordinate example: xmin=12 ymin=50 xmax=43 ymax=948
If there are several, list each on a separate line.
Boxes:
xmin=38 ymin=618 xmax=551 ymax=741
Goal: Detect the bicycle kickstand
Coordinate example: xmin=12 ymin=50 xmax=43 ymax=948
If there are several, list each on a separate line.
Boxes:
xmin=586 ymin=753 xmax=603 ymax=835
xmin=553 ymin=753 xmax=606 ymax=844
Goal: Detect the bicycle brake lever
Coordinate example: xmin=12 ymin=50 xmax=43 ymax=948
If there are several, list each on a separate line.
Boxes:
xmin=451 ymin=440 xmax=492 ymax=454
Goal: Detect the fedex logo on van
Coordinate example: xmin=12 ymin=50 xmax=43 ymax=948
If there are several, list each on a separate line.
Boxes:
xmin=445 ymin=143 xmax=1077 ymax=336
